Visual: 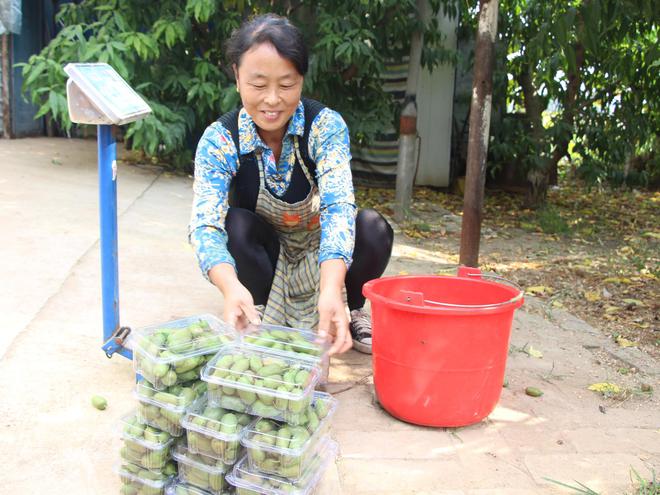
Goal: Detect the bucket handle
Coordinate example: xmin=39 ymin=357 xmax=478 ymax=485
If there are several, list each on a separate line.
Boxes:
xmin=419 ymin=271 xmax=524 ymax=309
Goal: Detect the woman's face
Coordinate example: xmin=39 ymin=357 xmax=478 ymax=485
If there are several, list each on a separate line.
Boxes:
xmin=234 ymin=42 xmax=303 ymax=141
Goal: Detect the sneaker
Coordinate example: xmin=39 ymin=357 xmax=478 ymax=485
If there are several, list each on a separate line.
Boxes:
xmin=349 ymin=308 xmax=372 ymax=354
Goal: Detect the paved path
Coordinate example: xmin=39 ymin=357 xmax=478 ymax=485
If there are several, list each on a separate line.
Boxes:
xmin=0 ymin=138 xmax=657 ymax=494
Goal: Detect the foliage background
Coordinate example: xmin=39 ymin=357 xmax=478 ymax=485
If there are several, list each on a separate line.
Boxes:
xmin=17 ymin=0 xmax=454 ymax=169
xmin=17 ymin=0 xmax=660 ymax=200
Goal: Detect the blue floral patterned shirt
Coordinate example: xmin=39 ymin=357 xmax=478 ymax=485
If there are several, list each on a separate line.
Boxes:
xmin=189 ymin=101 xmax=357 ymax=279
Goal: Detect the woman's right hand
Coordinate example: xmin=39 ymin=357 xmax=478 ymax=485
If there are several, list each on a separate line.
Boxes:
xmin=209 ymin=264 xmax=261 ymax=331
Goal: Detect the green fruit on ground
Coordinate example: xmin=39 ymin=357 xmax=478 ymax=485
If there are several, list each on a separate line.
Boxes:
xmin=91 ymin=395 xmax=107 ymax=410
xmin=525 ymin=386 xmax=543 ymax=397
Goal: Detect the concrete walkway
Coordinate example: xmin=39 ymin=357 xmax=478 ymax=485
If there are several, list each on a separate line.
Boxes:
xmin=0 ymin=137 xmax=657 ymax=494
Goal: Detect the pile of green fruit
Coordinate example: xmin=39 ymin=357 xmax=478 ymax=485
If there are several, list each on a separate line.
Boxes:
xmin=242 ymin=326 xmax=326 ymax=360
xmin=204 ymin=347 xmax=318 ymax=420
xmin=120 ymin=415 xmax=174 ymax=470
xmin=243 ymin=395 xmax=334 ymax=480
xmin=173 ymin=445 xmax=229 ymax=494
xmin=119 ymin=461 xmax=175 ymax=495
xmin=134 ymin=319 xmax=234 ymax=390
xmin=183 ymin=402 xmax=251 ymax=465
xmin=136 ymin=381 xmax=207 ymax=436
xmin=229 ymin=440 xmax=335 ymax=495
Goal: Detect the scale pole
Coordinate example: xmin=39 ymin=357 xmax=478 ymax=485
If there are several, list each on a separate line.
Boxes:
xmin=98 ymin=125 xmax=131 ymax=358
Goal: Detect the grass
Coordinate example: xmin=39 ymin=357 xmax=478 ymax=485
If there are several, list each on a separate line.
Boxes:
xmin=543 ymin=468 xmax=659 ymax=494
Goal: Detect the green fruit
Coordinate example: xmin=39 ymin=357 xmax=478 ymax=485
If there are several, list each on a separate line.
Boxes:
xmin=91 ymin=395 xmax=107 ymax=410
xmin=274 ymin=386 xmax=289 ymax=410
xmin=153 ymin=363 xmax=170 ymax=378
xmin=230 ymin=357 xmax=251 ymax=374
xmin=525 ymin=386 xmax=543 ymax=397
xmin=314 ymin=398 xmax=330 ymax=419
xmin=220 ymin=413 xmax=239 ymax=434
xmin=161 ymin=370 xmax=178 ymax=387
xmin=259 ymin=364 xmax=285 ymax=377
xmin=295 ymin=370 xmax=310 ymax=385
xmin=249 ymin=355 xmax=263 ymax=372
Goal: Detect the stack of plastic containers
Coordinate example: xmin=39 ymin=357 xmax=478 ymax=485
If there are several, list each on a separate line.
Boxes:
xmin=201 ymin=324 xmax=339 ymax=495
xmin=117 ymin=314 xmax=236 ymax=494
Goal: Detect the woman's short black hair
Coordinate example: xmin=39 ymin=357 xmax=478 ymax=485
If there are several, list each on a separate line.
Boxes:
xmin=226 ymin=14 xmax=308 ymax=76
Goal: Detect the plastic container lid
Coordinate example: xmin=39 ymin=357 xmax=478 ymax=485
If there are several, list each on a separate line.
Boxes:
xmin=165 ymin=480 xmax=233 ymax=495
xmin=181 ymin=394 xmax=252 ymax=442
xmin=136 ymin=379 xmax=208 ymax=413
xmin=119 ymin=412 xmax=174 ymax=451
xmin=241 ymin=392 xmax=338 ymax=457
xmin=240 ymin=323 xmax=329 ymax=363
xmin=201 ymin=344 xmax=320 ymax=402
xmin=130 ymin=314 xmax=236 ymax=362
xmin=226 ymin=438 xmax=338 ymax=495
xmin=116 ymin=463 xmax=174 ymax=489
xmin=172 ymin=444 xmax=231 ymax=474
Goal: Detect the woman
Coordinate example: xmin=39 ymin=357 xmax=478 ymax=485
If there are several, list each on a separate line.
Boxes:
xmin=189 ymin=14 xmax=393 ymax=355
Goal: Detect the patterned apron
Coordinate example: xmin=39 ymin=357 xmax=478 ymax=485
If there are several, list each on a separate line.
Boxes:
xmin=255 ymin=136 xmax=323 ymax=329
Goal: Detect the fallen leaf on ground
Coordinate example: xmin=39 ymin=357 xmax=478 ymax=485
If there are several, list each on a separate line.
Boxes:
xmin=622 ymin=298 xmax=644 ymax=307
xmin=588 ymin=382 xmax=621 ymax=395
xmin=526 ymin=285 xmax=553 ymax=296
xmin=584 ymin=290 xmax=601 ymax=302
xmin=615 ymin=335 xmax=638 ymax=348
xmin=525 ymin=345 xmax=543 ymax=358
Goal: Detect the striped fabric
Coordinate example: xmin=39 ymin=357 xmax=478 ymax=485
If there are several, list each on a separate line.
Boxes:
xmin=351 ymin=59 xmax=409 ymax=176
xmin=256 ymin=137 xmax=323 ymax=330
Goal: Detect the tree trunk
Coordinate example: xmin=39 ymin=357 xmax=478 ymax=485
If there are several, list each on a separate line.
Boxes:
xmin=459 ymin=0 xmax=499 ymax=267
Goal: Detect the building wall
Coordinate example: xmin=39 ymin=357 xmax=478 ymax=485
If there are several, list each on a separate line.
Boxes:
xmin=415 ymin=10 xmax=458 ymax=187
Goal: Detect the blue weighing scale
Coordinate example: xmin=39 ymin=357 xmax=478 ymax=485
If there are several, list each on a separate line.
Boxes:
xmin=64 ymin=63 xmax=152 ymax=359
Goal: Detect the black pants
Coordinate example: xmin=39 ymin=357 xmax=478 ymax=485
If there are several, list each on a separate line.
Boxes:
xmin=226 ymin=208 xmax=394 ymax=310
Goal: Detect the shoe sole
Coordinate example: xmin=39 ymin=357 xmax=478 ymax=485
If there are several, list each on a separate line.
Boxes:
xmin=352 ymin=339 xmax=372 ymax=354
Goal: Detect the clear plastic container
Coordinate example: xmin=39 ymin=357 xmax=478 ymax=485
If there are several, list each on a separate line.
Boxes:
xmin=136 ymin=379 xmax=208 ymax=436
xmin=201 ymin=344 xmax=320 ymax=423
xmin=226 ymin=439 xmax=338 ymax=495
xmin=165 ymin=480 xmax=234 ymax=495
xmin=240 ymin=324 xmax=329 ymax=364
xmin=181 ymin=394 xmax=252 ymax=465
xmin=131 ymin=314 xmax=236 ymax=390
xmin=119 ymin=413 xmax=175 ymax=470
xmin=171 ymin=444 xmax=232 ymax=494
xmin=117 ymin=462 xmax=175 ymax=495
xmin=240 ymin=392 xmax=337 ymax=480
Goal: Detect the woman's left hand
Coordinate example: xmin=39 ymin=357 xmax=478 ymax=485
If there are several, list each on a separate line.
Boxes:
xmin=317 ymin=287 xmax=352 ymax=355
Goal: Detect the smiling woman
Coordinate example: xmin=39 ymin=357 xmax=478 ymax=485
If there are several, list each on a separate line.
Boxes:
xmin=188 ymin=14 xmax=394 ymax=356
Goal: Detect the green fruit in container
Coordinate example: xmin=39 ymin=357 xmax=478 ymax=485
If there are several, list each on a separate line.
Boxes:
xmin=275 ymin=426 xmax=292 ymax=448
xmin=262 ymin=458 xmax=280 ymax=473
xmin=274 ymin=386 xmax=289 ymax=410
xmin=251 ymin=400 xmax=279 ymax=418
xmin=259 ymin=363 xmax=284 ymax=377
xmin=120 ymin=485 xmax=138 ymax=495
xmin=221 ymin=395 xmax=246 ymax=412
xmin=163 ymin=461 xmax=177 ymax=476
xmin=152 ymin=363 xmax=170 ymax=378
xmin=210 ymin=473 xmax=225 ymax=491
xmin=279 ymin=462 xmax=302 ymax=479
xmin=314 ymin=398 xmax=330 ymax=419
xmin=161 ymin=370 xmax=178 ymax=387
xmin=220 ymin=413 xmax=238 ymax=433
xmin=250 ymin=447 xmax=266 ymax=463
xmin=225 ymin=442 xmax=238 ymax=463
xmin=306 ymin=409 xmax=320 ymax=432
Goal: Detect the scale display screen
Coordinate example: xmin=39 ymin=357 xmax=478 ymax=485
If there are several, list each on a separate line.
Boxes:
xmin=64 ymin=63 xmax=151 ymax=125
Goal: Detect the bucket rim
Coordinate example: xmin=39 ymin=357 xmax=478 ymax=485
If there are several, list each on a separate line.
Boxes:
xmin=363 ymin=274 xmax=524 ymax=315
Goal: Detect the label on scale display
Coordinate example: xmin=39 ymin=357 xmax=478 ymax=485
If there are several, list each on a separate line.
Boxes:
xmin=64 ymin=63 xmax=152 ymax=125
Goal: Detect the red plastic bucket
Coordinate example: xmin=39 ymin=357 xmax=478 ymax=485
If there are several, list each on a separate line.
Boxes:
xmin=362 ymin=267 xmax=524 ymax=427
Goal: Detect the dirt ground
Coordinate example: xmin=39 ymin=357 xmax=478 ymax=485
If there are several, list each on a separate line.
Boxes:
xmin=355 ymin=184 xmax=660 ymax=365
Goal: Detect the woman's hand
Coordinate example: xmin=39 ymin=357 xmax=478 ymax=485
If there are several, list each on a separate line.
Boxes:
xmin=209 ymin=264 xmax=260 ymax=331
xmin=318 ymin=259 xmax=352 ymax=355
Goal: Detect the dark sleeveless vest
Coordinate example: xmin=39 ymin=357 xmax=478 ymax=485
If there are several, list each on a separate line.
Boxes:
xmin=216 ymin=97 xmax=326 ymax=211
